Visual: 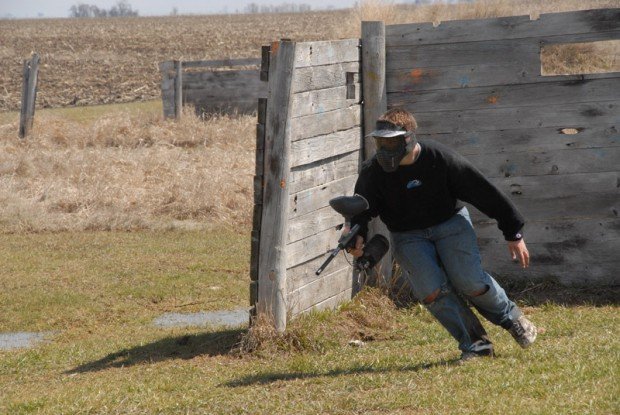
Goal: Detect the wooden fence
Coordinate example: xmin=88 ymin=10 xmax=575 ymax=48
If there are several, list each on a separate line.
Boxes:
xmin=251 ymin=39 xmax=363 ymax=330
xmin=383 ymin=8 xmax=619 ymax=285
xmin=159 ymin=58 xmax=266 ymax=118
xmin=252 ymin=8 xmax=619 ymax=329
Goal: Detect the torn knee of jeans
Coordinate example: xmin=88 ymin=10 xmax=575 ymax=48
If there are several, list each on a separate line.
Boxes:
xmin=422 ymin=284 xmax=450 ymax=305
xmin=467 ymin=284 xmax=490 ymax=297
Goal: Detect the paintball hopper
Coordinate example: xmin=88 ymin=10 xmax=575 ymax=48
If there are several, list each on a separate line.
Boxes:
xmin=329 ymin=195 xmax=369 ymax=220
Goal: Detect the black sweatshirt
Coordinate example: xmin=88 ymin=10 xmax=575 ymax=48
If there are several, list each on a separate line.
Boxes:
xmin=351 ymin=139 xmax=524 ymax=241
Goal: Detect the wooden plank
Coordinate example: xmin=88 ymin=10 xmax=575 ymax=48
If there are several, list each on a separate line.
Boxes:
xmin=294 ymin=39 xmax=360 ymax=68
xmin=467 ymin=191 xmax=618 ymax=223
xmin=257 ymin=40 xmax=297 ymax=332
xmin=250 ymin=229 xmax=261 ymax=282
xmin=292 ymin=61 xmax=360 ymax=93
xmin=190 ymin=100 xmax=257 ymax=116
xmin=386 ymin=65 xmax=619 ymax=93
xmin=385 ymin=9 xmax=620 ymax=46
xmin=182 ymin=72 xmax=264 ymax=92
xmin=487 ymin=171 xmax=618 ymax=200
xmin=386 ymin=39 xmax=540 ymax=71
xmin=287 ymin=226 xmax=342 ymax=270
xmin=291 ymin=84 xmax=361 ymax=118
xmin=287 ymin=251 xmax=351 ymax=291
xmin=290 ymin=127 xmax=361 ymax=168
xmin=295 ymin=287 xmax=354 ymax=315
xmin=480 ymin=240 xmax=619 ymax=285
xmin=288 ymin=204 xmax=343 ymax=244
xmin=483 ymin=258 xmax=619 ymax=285
xmin=410 ymin=101 xmax=619 ymax=134
xmin=421 ymin=125 xmax=620 ymax=156
xmin=288 ymin=267 xmax=353 ymax=315
xmin=182 ymin=58 xmax=260 ymax=68
xmin=475 ymin=218 xmax=620 ymax=244
xmin=289 ymin=150 xmax=360 ymax=194
xmin=290 ymin=174 xmax=359 ymax=219
xmin=389 ymin=77 xmax=620 ymax=112
xmin=290 ymin=105 xmax=361 ymax=142
xmin=463 ymin=146 xmax=620 ymax=179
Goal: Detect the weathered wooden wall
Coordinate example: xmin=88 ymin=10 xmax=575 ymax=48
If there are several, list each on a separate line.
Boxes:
xmin=159 ymin=58 xmax=266 ymax=117
xmin=252 ymin=39 xmax=362 ymax=328
xmin=385 ymin=8 xmax=620 ymax=285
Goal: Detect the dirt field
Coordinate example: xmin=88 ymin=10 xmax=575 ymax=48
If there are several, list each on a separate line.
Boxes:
xmin=1 ymin=0 xmax=618 ymax=112
xmin=0 ymin=11 xmax=350 ymax=111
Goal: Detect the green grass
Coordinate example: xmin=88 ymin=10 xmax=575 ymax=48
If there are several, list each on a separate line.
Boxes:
xmin=1 ymin=230 xmax=619 ymax=414
xmin=0 ymin=100 xmax=162 ymax=125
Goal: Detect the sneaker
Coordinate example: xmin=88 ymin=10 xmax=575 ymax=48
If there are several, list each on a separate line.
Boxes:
xmin=460 ymin=340 xmax=494 ymax=362
xmin=508 ymin=315 xmax=537 ymax=348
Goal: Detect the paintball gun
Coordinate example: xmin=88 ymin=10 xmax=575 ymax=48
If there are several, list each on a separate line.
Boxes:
xmin=315 ymin=195 xmax=390 ymax=276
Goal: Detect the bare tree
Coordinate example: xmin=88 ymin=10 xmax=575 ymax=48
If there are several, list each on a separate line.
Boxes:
xmin=69 ymin=1 xmax=138 ymax=18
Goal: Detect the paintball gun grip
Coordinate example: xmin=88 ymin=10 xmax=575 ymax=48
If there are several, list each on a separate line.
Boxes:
xmin=315 ymin=224 xmax=361 ymax=276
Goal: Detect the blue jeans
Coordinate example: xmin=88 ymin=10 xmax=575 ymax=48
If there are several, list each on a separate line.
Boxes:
xmin=390 ymin=207 xmax=522 ymax=352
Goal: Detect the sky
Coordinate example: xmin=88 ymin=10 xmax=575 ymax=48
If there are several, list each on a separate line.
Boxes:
xmin=0 ymin=0 xmax=358 ymax=18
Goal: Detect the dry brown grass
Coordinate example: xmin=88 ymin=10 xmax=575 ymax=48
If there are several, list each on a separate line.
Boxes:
xmin=237 ymin=287 xmax=404 ymax=356
xmin=0 ymin=109 xmax=255 ymax=233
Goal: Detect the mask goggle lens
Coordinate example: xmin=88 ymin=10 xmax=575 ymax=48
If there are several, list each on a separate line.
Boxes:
xmin=374 ymin=134 xmax=411 ymax=151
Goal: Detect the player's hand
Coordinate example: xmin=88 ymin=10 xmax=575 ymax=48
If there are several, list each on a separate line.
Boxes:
xmin=342 ymin=226 xmax=364 ymax=258
xmin=508 ymin=238 xmax=530 ymax=268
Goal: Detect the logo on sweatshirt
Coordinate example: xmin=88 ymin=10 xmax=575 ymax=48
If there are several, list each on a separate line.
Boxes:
xmin=406 ymin=179 xmax=423 ymax=189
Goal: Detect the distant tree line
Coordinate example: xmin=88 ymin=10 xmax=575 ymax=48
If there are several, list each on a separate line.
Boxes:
xmin=244 ymin=3 xmax=312 ymax=13
xmin=69 ymin=1 xmax=138 ymax=18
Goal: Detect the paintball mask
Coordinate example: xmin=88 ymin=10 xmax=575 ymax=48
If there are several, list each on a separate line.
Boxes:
xmin=368 ymin=120 xmax=417 ymax=172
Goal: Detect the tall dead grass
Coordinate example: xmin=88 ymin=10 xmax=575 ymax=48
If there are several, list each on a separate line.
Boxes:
xmin=0 ymin=109 xmax=255 ymax=233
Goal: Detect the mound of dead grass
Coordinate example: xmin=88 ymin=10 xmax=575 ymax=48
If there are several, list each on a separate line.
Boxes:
xmin=236 ymin=287 xmax=404 ymax=356
xmin=0 ymin=108 xmax=255 ymax=233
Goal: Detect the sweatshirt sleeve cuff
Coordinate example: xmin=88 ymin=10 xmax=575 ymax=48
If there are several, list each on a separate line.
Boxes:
xmin=505 ymin=231 xmax=524 ymax=242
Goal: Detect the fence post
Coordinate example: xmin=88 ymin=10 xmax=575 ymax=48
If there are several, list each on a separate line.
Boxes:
xmin=19 ymin=53 xmax=40 ymax=138
xmin=361 ymin=21 xmax=395 ymax=284
xmin=174 ymin=60 xmax=183 ymax=120
xmin=257 ymin=40 xmax=296 ymax=332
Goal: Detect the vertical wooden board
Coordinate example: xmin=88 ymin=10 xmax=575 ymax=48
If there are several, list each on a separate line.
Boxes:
xmin=294 ymin=39 xmax=360 ymax=68
xmin=174 ymin=60 xmax=182 ymax=119
xmin=257 ymin=41 xmax=297 ymax=331
xmin=362 ymin=21 xmax=387 ymax=152
xmin=18 ymin=59 xmax=30 ymax=138
xmin=261 ymin=45 xmax=270 ymax=82
xmin=290 ymin=127 xmax=362 ymax=168
xmin=159 ymin=61 xmax=175 ymax=119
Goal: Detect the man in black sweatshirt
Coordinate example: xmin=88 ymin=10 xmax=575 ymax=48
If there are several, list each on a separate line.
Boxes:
xmin=349 ymin=108 xmax=537 ymax=360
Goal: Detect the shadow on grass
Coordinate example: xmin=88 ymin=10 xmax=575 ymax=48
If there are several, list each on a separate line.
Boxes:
xmin=66 ymin=329 xmax=243 ymax=374
xmin=502 ymin=280 xmax=620 ymax=307
xmin=223 ymin=357 xmax=460 ymax=387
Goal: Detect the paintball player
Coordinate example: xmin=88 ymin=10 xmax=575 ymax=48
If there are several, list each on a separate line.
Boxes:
xmin=348 ymin=108 xmax=537 ymax=360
